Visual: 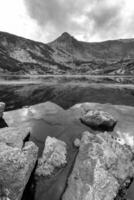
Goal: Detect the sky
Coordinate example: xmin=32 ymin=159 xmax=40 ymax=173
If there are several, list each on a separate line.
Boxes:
xmin=0 ymin=0 xmax=134 ymax=43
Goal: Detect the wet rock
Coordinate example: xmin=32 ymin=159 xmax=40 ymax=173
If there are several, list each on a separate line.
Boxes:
xmin=80 ymin=110 xmax=117 ymax=131
xmin=0 ymin=141 xmax=38 ymax=200
xmin=36 ymin=136 xmax=67 ymax=176
xmin=62 ymin=131 xmax=134 ymax=200
xmin=3 ymin=102 xmax=65 ymax=127
xmin=74 ymin=138 xmax=81 ymax=148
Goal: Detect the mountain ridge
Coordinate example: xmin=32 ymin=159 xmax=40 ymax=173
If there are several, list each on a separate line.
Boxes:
xmin=0 ymin=31 xmax=134 ymax=75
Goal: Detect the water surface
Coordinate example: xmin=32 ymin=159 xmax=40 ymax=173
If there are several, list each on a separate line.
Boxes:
xmin=0 ymin=75 xmax=134 ymax=111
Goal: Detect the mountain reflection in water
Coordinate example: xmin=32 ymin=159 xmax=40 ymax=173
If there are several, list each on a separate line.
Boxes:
xmin=0 ymin=75 xmax=134 ymax=111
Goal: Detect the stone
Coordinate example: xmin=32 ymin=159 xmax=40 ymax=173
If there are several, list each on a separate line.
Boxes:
xmin=0 ymin=141 xmax=38 ymax=200
xmin=74 ymin=138 xmax=81 ymax=147
xmin=0 ymin=126 xmax=31 ymax=148
xmin=80 ymin=110 xmax=117 ymax=130
xmin=36 ymin=136 xmax=67 ymax=176
xmin=3 ymin=102 xmax=65 ymax=127
xmin=62 ymin=131 xmax=134 ymax=200
xmin=0 ymin=102 xmax=5 ymax=118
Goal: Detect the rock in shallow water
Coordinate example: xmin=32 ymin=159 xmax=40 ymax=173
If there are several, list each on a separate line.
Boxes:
xmin=62 ymin=131 xmax=134 ymax=200
xmin=0 ymin=126 xmax=38 ymax=200
xmin=3 ymin=102 xmax=134 ymax=200
xmin=36 ymin=136 xmax=67 ymax=176
xmin=80 ymin=110 xmax=117 ymax=130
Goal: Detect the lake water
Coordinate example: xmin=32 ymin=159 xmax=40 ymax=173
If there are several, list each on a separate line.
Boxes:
xmin=0 ymin=75 xmax=134 ymax=84
xmin=0 ymin=75 xmax=134 ymax=111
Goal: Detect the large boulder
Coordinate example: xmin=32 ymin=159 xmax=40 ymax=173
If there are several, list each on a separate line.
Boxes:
xmin=0 ymin=127 xmax=38 ymax=200
xmin=62 ymin=131 xmax=134 ymax=200
xmin=80 ymin=109 xmax=117 ymax=130
xmin=36 ymin=136 xmax=67 ymax=176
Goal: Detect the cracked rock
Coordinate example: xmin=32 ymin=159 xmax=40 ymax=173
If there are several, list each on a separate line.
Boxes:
xmin=0 ymin=141 xmax=38 ymax=200
xmin=62 ymin=131 xmax=134 ymax=200
xmin=36 ymin=136 xmax=67 ymax=176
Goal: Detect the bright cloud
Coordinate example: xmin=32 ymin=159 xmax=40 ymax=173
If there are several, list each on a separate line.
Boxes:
xmin=0 ymin=0 xmax=134 ymax=43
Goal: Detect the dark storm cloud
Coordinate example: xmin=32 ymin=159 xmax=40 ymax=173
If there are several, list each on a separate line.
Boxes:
xmin=24 ymin=0 xmax=125 ymax=41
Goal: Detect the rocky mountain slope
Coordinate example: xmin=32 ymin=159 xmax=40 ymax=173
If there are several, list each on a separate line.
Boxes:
xmin=1 ymin=31 xmax=134 ymax=75
xmin=1 ymin=101 xmax=134 ymax=200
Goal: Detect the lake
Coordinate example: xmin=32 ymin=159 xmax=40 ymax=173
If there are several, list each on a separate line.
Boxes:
xmin=0 ymin=75 xmax=134 ymax=111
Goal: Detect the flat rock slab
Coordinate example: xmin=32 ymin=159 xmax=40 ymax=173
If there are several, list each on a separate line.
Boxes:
xmin=3 ymin=102 xmax=65 ymax=127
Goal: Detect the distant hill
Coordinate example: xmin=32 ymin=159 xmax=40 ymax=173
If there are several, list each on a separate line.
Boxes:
xmin=0 ymin=31 xmax=134 ymax=75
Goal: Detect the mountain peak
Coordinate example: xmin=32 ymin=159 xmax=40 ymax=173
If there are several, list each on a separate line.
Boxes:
xmin=61 ymin=32 xmax=72 ymax=38
xmin=48 ymin=32 xmax=77 ymax=47
xmin=57 ymin=32 xmax=75 ymax=42
xmin=53 ymin=32 xmax=78 ymax=44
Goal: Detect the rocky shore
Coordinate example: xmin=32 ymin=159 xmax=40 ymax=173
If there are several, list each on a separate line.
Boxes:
xmin=0 ymin=101 xmax=134 ymax=200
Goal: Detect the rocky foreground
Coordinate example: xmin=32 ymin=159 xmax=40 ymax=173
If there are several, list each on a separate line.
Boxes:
xmin=0 ymin=101 xmax=134 ymax=200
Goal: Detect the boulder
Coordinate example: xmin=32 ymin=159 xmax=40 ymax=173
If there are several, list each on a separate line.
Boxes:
xmin=80 ymin=110 xmax=117 ymax=130
xmin=0 ymin=126 xmax=38 ymax=200
xmin=0 ymin=126 xmax=31 ymax=148
xmin=62 ymin=131 xmax=134 ymax=200
xmin=36 ymin=136 xmax=67 ymax=176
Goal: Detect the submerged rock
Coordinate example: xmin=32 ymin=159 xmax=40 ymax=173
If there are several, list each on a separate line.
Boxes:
xmin=62 ymin=131 xmax=134 ymax=200
xmin=36 ymin=136 xmax=67 ymax=176
xmin=80 ymin=110 xmax=117 ymax=131
xmin=0 ymin=125 xmax=38 ymax=200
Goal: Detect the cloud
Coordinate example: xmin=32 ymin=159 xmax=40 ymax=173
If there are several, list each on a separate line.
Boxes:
xmin=24 ymin=0 xmax=85 ymax=31
xmin=23 ymin=0 xmax=134 ymax=42
xmin=23 ymin=0 xmax=91 ymax=40
xmin=87 ymin=0 xmax=124 ymax=38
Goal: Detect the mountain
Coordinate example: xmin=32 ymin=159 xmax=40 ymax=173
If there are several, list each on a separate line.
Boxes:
xmin=0 ymin=31 xmax=134 ymax=75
